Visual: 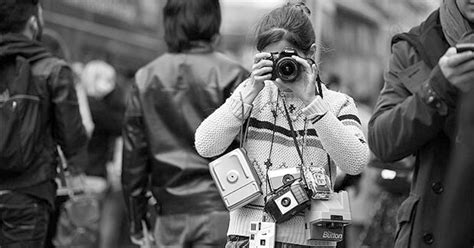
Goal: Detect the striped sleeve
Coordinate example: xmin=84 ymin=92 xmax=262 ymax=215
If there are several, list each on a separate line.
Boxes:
xmin=305 ymin=95 xmax=370 ymax=175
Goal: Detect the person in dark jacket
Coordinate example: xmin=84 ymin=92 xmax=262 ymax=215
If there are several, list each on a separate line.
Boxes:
xmin=0 ymin=1 xmax=88 ymax=247
xmin=368 ymin=0 xmax=474 ymax=247
xmin=121 ymin=0 xmax=248 ymax=246
xmin=435 ymin=87 xmax=474 ymax=248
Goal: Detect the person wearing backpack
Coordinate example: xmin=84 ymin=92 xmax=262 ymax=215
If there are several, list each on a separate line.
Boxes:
xmin=368 ymin=0 xmax=474 ymax=247
xmin=0 ymin=1 xmax=88 ymax=247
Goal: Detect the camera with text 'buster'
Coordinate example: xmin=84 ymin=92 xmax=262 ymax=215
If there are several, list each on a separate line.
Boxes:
xmin=209 ymin=148 xmax=262 ymax=211
xmin=304 ymin=191 xmax=351 ymax=242
xmin=269 ymin=48 xmax=301 ymax=82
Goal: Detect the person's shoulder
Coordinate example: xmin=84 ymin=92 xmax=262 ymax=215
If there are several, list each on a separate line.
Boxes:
xmin=31 ymin=57 xmax=69 ymax=77
xmin=213 ymin=51 xmax=247 ymax=70
xmin=389 ymin=39 xmax=421 ymax=72
xmin=135 ymin=53 xmax=174 ymax=78
xmin=141 ymin=53 xmax=174 ymax=69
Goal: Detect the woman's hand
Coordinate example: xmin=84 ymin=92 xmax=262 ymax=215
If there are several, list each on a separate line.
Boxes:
xmin=273 ymin=55 xmax=318 ymax=105
xmin=240 ymin=52 xmax=273 ymax=104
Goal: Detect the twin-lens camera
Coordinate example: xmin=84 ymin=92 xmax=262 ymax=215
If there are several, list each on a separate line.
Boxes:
xmin=269 ymin=48 xmax=301 ymax=82
xmin=303 ymin=166 xmax=333 ymax=200
xmin=209 ymin=148 xmax=262 ymax=211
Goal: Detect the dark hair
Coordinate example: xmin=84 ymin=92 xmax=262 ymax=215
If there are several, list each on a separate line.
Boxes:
xmin=0 ymin=1 xmax=39 ymax=34
xmin=163 ymin=0 xmax=221 ymax=53
xmin=256 ymin=2 xmax=315 ymax=54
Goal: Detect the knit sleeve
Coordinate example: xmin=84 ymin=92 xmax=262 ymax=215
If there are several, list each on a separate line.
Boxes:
xmin=195 ymin=80 xmax=253 ymax=158
xmin=303 ymin=96 xmax=369 ymax=175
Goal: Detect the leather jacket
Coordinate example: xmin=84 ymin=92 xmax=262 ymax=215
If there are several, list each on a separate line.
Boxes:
xmin=122 ymin=44 xmax=248 ymax=234
xmin=0 ymin=34 xmax=87 ymax=198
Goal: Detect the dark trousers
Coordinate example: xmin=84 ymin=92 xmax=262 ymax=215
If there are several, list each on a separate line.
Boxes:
xmin=0 ymin=191 xmax=50 ymax=248
xmin=153 ymin=211 xmax=229 ymax=248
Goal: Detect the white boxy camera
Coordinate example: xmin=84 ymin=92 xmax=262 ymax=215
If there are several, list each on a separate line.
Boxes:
xmin=249 ymin=221 xmax=275 ymax=248
xmin=267 ymin=167 xmax=301 ymax=191
xmin=209 ymin=148 xmax=262 ymax=211
xmin=304 ymin=191 xmax=351 ymax=242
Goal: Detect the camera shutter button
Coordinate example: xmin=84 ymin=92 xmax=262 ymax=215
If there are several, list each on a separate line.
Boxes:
xmin=227 ymin=170 xmax=239 ymax=183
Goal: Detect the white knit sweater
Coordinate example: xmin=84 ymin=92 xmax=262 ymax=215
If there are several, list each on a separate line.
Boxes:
xmin=195 ymin=81 xmax=370 ymax=246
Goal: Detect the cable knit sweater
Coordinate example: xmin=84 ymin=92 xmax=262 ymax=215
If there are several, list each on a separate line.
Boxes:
xmin=195 ymin=81 xmax=370 ymax=246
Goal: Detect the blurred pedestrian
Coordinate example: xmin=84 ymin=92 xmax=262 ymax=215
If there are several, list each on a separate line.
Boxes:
xmin=41 ymin=28 xmax=95 ymax=248
xmin=435 ymin=87 xmax=474 ymax=248
xmin=121 ymin=0 xmax=248 ymax=247
xmin=368 ymin=0 xmax=474 ymax=247
xmin=81 ymin=60 xmax=131 ymax=248
xmin=195 ymin=2 xmax=369 ymax=247
xmin=0 ymin=0 xmax=88 ymax=247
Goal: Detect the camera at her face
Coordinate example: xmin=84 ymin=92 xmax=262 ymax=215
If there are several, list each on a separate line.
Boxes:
xmin=269 ymin=48 xmax=301 ymax=82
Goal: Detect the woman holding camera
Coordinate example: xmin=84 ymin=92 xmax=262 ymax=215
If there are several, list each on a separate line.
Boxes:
xmin=195 ymin=2 xmax=369 ymax=247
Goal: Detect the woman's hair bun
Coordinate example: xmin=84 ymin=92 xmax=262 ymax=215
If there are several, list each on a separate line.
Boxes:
xmin=286 ymin=0 xmax=311 ymax=16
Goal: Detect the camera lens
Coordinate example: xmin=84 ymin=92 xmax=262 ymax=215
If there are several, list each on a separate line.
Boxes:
xmin=282 ymin=174 xmax=294 ymax=184
xmin=277 ymin=58 xmax=299 ymax=82
xmin=281 ymin=197 xmax=291 ymax=207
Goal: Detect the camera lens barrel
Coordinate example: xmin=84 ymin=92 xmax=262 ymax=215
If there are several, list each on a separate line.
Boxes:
xmin=276 ymin=58 xmax=299 ymax=82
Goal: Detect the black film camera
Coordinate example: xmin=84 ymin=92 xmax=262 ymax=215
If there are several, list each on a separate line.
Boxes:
xmin=264 ymin=179 xmax=310 ymax=223
xmin=269 ymin=48 xmax=301 ymax=82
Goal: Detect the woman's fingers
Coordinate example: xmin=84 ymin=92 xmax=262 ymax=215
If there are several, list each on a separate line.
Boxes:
xmin=253 ymin=52 xmax=272 ymax=63
xmin=252 ymin=67 xmax=272 ymax=77
xmin=254 ymin=74 xmax=272 ymax=82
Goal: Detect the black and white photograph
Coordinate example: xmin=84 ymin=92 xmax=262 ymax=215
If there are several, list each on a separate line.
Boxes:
xmin=1 ymin=0 xmax=473 ymax=247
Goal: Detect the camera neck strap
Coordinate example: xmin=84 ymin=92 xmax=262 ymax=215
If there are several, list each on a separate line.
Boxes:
xmin=239 ymin=93 xmax=251 ymax=149
xmin=265 ymin=93 xmax=280 ymax=195
xmin=281 ymin=96 xmax=305 ymax=165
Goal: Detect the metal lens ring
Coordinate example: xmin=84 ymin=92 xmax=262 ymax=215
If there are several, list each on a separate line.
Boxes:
xmin=281 ymin=197 xmax=291 ymax=207
xmin=276 ymin=58 xmax=299 ymax=81
xmin=282 ymin=174 xmax=295 ymax=185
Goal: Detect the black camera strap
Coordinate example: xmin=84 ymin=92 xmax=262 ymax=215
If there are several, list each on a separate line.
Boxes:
xmin=281 ymin=96 xmax=305 ymax=165
xmin=281 ymin=96 xmax=308 ymax=187
xmin=314 ymin=75 xmax=334 ymax=187
xmin=316 ymin=74 xmax=323 ymax=98
xmin=265 ymin=93 xmax=280 ymax=195
xmin=239 ymin=93 xmax=251 ymax=149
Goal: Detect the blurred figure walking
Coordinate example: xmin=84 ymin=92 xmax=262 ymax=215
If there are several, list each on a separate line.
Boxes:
xmin=121 ymin=0 xmax=248 ymax=247
xmin=0 ymin=0 xmax=88 ymax=247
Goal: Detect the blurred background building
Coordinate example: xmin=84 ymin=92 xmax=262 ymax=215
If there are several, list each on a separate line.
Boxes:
xmin=42 ymin=0 xmax=439 ymax=106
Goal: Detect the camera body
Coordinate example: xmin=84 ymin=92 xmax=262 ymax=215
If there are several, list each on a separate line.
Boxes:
xmin=267 ymin=167 xmax=301 ymax=192
xmin=304 ymin=191 xmax=351 ymax=242
xmin=303 ymin=166 xmax=333 ymax=200
xmin=264 ymin=180 xmax=310 ymax=223
xmin=249 ymin=221 xmax=276 ymax=248
xmin=269 ymin=48 xmax=301 ymax=82
xmin=209 ymin=148 xmax=262 ymax=211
